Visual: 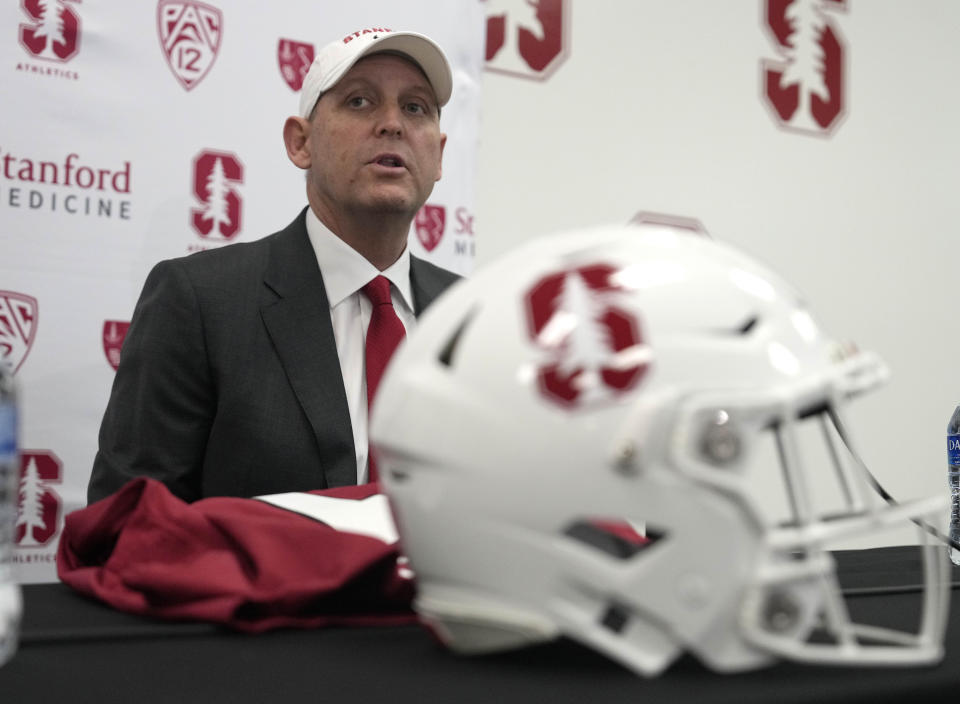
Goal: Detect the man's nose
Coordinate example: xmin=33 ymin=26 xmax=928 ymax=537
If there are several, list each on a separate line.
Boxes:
xmin=376 ymin=103 xmax=404 ymax=137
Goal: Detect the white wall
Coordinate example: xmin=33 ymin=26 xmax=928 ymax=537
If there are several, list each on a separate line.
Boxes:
xmin=476 ymin=0 xmax=960 ymax=546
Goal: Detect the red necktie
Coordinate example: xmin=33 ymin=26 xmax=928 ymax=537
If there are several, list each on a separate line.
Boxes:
xmin=361 ymin=276 xmax=406 ymax=482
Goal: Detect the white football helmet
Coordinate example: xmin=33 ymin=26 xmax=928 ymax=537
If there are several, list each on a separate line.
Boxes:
xmin=370 ymin=224 xmax=949 ymax=676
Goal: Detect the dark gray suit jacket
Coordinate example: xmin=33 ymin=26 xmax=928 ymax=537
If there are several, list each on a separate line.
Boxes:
xmin=88 ymin=208 xmax=459 ymax=503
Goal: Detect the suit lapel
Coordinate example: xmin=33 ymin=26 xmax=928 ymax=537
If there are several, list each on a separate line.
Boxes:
xmin=410 ymin=255 xmax=458 ymax=315
xmin=259 ymin=211 xmax=356 ymax=488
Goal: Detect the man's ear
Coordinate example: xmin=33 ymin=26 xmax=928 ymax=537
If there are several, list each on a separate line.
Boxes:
xmin=435 ymin=132 xmax=447 ymax=182
xmin=283 ymin=116 xmax=312 ymax=169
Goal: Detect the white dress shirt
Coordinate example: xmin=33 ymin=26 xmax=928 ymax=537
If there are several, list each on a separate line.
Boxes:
xmin=304 ymin=208 xmax=416 ymax=484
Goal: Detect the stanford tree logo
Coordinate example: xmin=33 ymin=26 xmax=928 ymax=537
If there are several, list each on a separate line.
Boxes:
xmin=18 ymin=0 xmax=81 ymax=62
xmin=16 ymin=450 xmax=62 ymax=547
xmin=191 ymin=150 xmax=243 ymax=240
xmin=485 ymin=0 xmax=568 ymax=80
xmin=524 ymin=264 xmax=650 ymax=408
xmin=157 ymin=0 xmax=223 ymax=90
xmin=762 ymin=0 xmax=847 ymax=135
xmin=0 ymin=292 xmax=38 ymax=375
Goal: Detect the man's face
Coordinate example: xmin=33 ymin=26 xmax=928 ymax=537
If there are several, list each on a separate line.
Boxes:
xmin=304 ymin=53 xmax=446 ymax=219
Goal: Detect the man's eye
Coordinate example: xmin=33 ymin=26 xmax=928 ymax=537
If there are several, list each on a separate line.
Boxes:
xmin=405 ymin=102 xmax=427 ymax=115
xmin=348 ymin=96 xmax=370 ymax=108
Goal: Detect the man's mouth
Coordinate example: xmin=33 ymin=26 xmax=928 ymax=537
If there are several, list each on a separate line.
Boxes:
xmin=373 ymin=154 xmax=405 ymax=168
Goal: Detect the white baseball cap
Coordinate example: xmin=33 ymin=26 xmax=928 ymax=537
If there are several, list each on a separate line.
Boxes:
xmin=298 ymin=28 xmax=453 ymax=119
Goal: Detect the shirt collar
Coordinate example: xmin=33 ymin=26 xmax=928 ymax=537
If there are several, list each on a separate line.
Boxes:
xmin=305 ymin=207 xmax=413 ymax=312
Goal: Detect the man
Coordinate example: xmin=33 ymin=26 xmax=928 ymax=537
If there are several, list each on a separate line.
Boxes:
xmin=87 ymin=29 xmax=459 ymax=503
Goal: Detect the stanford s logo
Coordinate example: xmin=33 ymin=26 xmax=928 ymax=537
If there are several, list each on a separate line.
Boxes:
xmin=191 ymin=150 xmax=243 ymax=241
xmin=485 ymin=0 xmax=568 ymax=81
xmin=16 ymin=450 xmax=63 ymax=547
xmin=524 ymin=264 xmax=650 ymax=408
xmin=761 ymin=0 xmax=847 ymax=135
xmin=157 ymin=0 xmax=223 ymax=91
xmin=18 ymin=0 xmax=81 ymax=62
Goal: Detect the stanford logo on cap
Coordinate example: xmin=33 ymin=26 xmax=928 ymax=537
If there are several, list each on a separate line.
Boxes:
xmin=524 ymin=264 xmax=649 ymax=408
xmin=485 ymin=0 xmax=568 ymax=80
xmin=342 ymin=28 xmax=393 ymax=44
xmin=15 ymin=450 xmax=62 ymax=547
xmin=0 ymin=291 xmax=38 ymax=375
xmin=277 ymin=39 xmax=314 ymax=92
xmin=191 ymin=150 xmax=243 ymax=240
xmin=157 ymin=0 xmax=223 ymax=91
xmin=414 ymin=204 xmax=446 ymax=252
xmin=102 ymin=320 xmax=130 ymax=371
xmin=18 ymin=0 xmax=81 ymax=62
xmin=761 ymin=0 xmax=847 ymax=135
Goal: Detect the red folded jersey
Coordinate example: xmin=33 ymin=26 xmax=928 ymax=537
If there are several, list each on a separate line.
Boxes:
xmin=57 ymin=478 xmax=416 ymax=631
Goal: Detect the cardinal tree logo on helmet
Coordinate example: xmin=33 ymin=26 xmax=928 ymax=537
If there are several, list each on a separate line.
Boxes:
xmin=157 ymin=0 xmax=223 ymax=91
xmin=485 ymin=0 xmax=568 ymax=80
xmin=277 ymin=38 xmax=314 ymax=92
xmin=15 ymin=450 xmax=62 ymax=547
xmin=18 ymin=0 xmax=81 ymax=62
xmin=0 ymin=291 xmax=38 ymax=375
xmin=761 ymin=0 xmax=847 ymax=135
xmin=191 ymin=149 xmax=243 ymax=241
xmin=524 ymin=264 xmax=650 ymax=408
xmin=414 ymin=204 xmax=446 ymax=253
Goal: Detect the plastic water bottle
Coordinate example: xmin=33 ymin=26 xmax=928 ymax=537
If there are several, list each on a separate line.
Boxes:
xmin=0 ymin=361 xmax=21 ymax=667
xmin=948 ymin=404 xmax=960 ymax=566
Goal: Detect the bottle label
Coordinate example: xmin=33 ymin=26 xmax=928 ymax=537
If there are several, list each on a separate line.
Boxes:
xmin=950 ymin=433 xmax=960 ymax=465
xmin=0 ymin=404 xmax=15 ymax=458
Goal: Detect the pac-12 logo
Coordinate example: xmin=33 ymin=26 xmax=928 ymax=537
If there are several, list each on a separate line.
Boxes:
xmin=761 ymin=0 xmax=847 ymax=135
xmin=157 ymin=0 xmax=223 ymax=91
xmin=485 ymin=0 xmax=568 ymax=80
xmin=523 ymin=264 xmax=650 ymax=408
xmin=191 ymin=150 xmax=243 ymax=240
xmin=414 ymin=204 xmax=446 ymax=253
xmin=278 ymin=39 xmax=314 ymax=92
xmin=0 ymin=291 xmax=38 ymax=375
xmin=18 ymin=0 xmax=81 ymax=62
xmin=15 ymin=450 xmax=62 ymax=547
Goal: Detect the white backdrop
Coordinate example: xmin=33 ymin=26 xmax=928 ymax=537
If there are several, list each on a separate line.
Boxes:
xmin=2 ymin=0 xmax=485 ymax=583
xmin=476 ymin=0 xmax=959 ymax=549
